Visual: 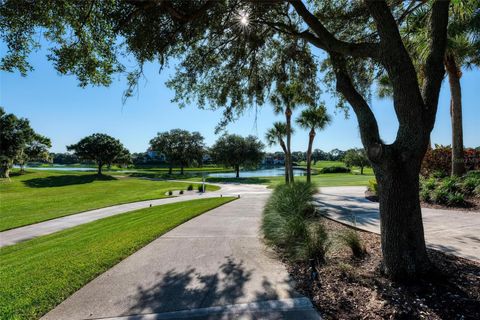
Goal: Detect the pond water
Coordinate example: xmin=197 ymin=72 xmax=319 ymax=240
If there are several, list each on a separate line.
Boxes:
xmin=208 ymin=167 xmax=305 ymax=178
xmin=19 ymin=166 xmax=305 ymax=177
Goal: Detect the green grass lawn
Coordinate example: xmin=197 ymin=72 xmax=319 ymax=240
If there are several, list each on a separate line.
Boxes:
xmin=297 ymin=160 xmax=345 ymax=168
xmin=179 ymin=172 xmax=374 ymax=188
xmin=0 ymin=170 xmax=219 ymax=231
xmin=0 ymin=197 xmax=235 ymax=320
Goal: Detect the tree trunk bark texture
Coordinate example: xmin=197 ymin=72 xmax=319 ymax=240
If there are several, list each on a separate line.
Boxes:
xmin=97 ymin=163 xmax=103 ymax=175
xmin=1 ymin=162 xmax=10 ymax=179
xmin=306 ymin=129 xmax=315 ymax=183
xmin=445 ymin=55 xmax=465 ymax=176
xmin=374 ymin=158 xmax=430 ymax=281
xmin=235 ymin=165 xmax=240 ymax=178
xmin=285 ymin=107 xmax=294 ymax=183
xmin=279 ymin=140 xmax=289 ymax=184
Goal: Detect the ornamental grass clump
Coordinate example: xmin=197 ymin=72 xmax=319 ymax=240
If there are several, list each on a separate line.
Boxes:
xmin=337 ymin=229 xmax=365 ymax=258
xmin=262 ymin=182 xmax=329 ymax=263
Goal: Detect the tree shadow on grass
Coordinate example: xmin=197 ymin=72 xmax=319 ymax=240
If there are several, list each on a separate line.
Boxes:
xmin=23 ymin=174 xmax=117 ymax=188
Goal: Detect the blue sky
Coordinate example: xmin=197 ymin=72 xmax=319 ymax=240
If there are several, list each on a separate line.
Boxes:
xmin=1 ymin=44 xmax=479 ymax=153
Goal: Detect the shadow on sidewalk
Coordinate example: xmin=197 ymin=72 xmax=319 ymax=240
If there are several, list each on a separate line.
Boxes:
xmin=124 ymin=256 xmax=296 ymax=317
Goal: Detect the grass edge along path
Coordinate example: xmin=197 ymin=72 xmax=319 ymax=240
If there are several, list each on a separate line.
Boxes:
xmin=0 ymin=171 xmax=220 ymax=231
xmin=0 ymin=197 xmax=236 ymax=320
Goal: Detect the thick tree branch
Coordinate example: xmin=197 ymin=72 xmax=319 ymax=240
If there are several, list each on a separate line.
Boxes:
xmin=330 ymin=54 xmax=383 ymax=162
xmin=365 ymin=0 xmax=425 ymax=138
xmin=422 ymin=0 xmax=450 ymax=130
xmin=288 ymin=0 xmax=380 ymax=59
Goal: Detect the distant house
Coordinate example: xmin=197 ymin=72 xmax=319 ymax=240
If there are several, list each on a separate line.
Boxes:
xmin=262 ymin=154 xmax=285 ymax=166
xmin=146 ymin=150 xmax=166 ymax=162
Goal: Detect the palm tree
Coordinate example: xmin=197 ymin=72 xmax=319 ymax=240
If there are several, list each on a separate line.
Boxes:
xmin=296 ymin=105 xmax=331 ymax=183
xmin=265 ymin=122 xmax=294 ymax=183
xmin=270 ymin=82 xmax=311 ymax=183
xmin=404 ymin=2 xmax=479 ymax=176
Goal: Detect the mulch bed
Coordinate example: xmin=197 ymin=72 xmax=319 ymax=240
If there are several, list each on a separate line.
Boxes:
xmin=286 ymin=219 xmax=480 ymax=319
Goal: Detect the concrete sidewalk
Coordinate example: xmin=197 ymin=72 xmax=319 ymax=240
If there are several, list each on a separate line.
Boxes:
xmin=0 ymin=183 xmax=270 ymax=248
xmin=42 ymin=194 xmax=320 ymax=320
xmin=315 ymin=186 xmax=480 ymax=262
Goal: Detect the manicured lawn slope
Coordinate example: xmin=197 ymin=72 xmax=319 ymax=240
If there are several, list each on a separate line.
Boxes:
xmin=0 ymin=197 xmax=235 ymax=320
xmin=181 ymin=172 xmax=374 ymax=188
xmin=0 ymin=170 xmax=219 ymax=231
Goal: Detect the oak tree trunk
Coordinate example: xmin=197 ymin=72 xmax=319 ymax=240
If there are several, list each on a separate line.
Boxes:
xmin=181 ymin=165 xmax=184 ymax=175
xmin=1 ymin=161 xmax=10 ymax=179
xmin=374 ymin=158 xmax=430 ymax=281
xmin=97 ymin=163 xmax=103 ymax=175
xmin=306 ymin=129 xmax=315 ymax=183
xmin=169 ymin=163 xmax=173 ymax=174
xmin=445 ymin=55 xmax=465 ymax=176
xmin=235 ymin=164 xmax=240 ymax=178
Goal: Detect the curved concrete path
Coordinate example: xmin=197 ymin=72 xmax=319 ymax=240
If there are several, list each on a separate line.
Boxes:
xmin=315 ymin=186 xmax=480 ymax=262
xmin=0 ymin=183 xmax=269 ymax=248
xmin=42 ymin=192 xmax=320 ymax=319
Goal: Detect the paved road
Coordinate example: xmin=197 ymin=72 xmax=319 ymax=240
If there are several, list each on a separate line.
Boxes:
xmin=315 ymin=186 xmax=480 ymax=262
xmin=0 ymin=183 xmax=269 ymax=248
xmin=42 ymin=193 xmax=320 ymax=320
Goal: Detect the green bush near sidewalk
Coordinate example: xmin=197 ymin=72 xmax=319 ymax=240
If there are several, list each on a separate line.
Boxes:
xmin=262 ymin=182 xmax=329 ymax=263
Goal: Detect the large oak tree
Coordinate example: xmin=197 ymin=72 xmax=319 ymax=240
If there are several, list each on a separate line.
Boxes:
xmin=67 ymin=133 xmax=128 ymax=175
xmin=0 ymin=107 xmax=51 ymax=178
xmin=0 ymin=0 xmax=451 ymax=280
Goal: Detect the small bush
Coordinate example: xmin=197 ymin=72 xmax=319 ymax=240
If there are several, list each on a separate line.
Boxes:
xmin=198 ymin=184 xmax=206 ymax=192
xmin=461 ymin=176 xmax=480 ymax=195
xmin=320 ymin=166 xmax=350 ymax=174
xmin=179 ymin=190 xmax=184 ymax=195
xmin=474 ymin=185 xmax=480 ymax=197
xmin=301 ymin=222 xmax=330 ymax=263
xmin=337 ymin=262 xmax=356 ymax=280
xmin=420 ymin=188 xmax=431 ymax=202
xmin=421 ymin=177 xmax=437 ymax=191
xmin=367 ymin=179 xmax=378 ymax=194
xmin=431 ymin=188 xmax=448 ymax=204
xmin=421 ymin=146 xmax=480 ymax=177
xmin=440 ymin=176 xmax=460 ymax=193
xmin=168 ymin=190 xmax=173 ymax=196
xmin=262 ymin=182 xmax=327 ymax=263
xmin=338 ymin=229 xmax=365 ymax=258
xmin=187 ymin=184 xmax=194 ymax=191
xmin=447 ymin=192 xmax=465 ymax=206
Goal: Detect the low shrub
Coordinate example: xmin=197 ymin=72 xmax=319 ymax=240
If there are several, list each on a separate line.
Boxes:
xmin=198 ymin=184 xmax=206 ymax=192
xmin=475 ymin=185 xmax=480 ymax=197
xmin=179 ymin=190 xmax=184 ymax=195
xmin=262 ymin=182 xmax=328 ymax=263
xmin=168 ymin=190 xmax=173 ymax=196
xmin=187 ymin=184 xmax=194 ymax=191
xmin=421 ymin=145 xmax=480 ymax=177
xmin=320 ymin=166 xmax=350 ymax=174
xmin=461 ymin=176 xmax=480 ymax=195
xmin=301 ymin=222 xmax=330 ymax=264
xmin=447 ymin=192 xmax=465 ymax=206
xmin=431 ymin=187 xmax=449 ymax=204
xmin=367 ymin=179 xmax=378 ymax=194
xmin=420 ymin=175 xmax=472 ymax=207
xmin=337 ymin=229 xmax=365 ymax=258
